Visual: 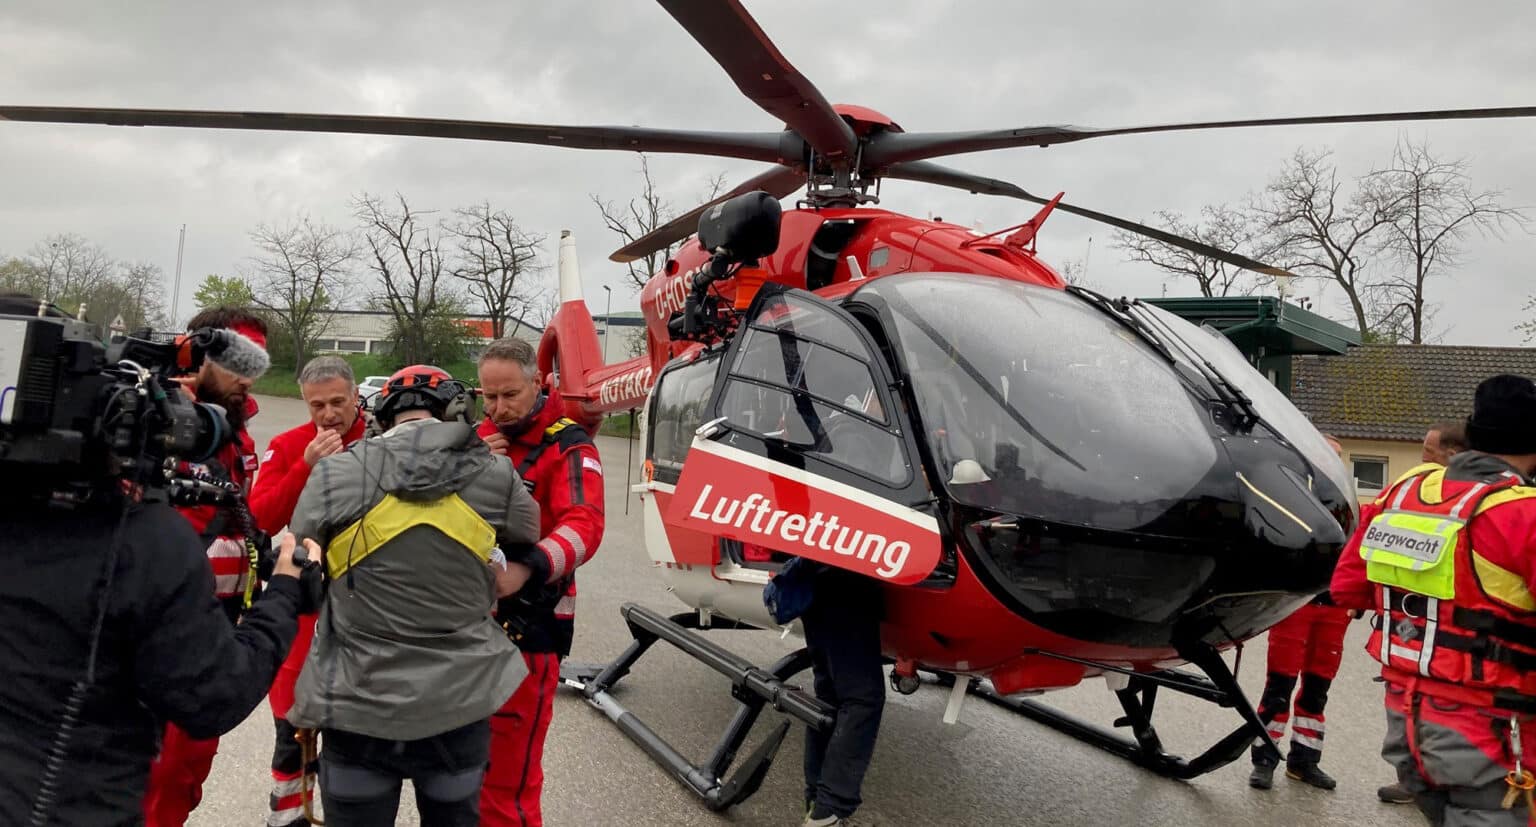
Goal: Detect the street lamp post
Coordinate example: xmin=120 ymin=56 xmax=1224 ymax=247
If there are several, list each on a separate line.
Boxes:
xmin=602 ymin=284 xmax=612 ymax=365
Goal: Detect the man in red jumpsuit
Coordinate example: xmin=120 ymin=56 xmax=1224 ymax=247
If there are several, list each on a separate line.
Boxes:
xmin=1250 ymin=434 xmax=1355 ymax=792
xmin=248 ymin=355 xmax=368 ymax=827
xmin=1333 ymin=374 xmax=1536 ymax=826
xmin=143 ymin=306 xmax=272 ymax=827
xmin=475 ymin=337 xmax=605 ymax=827
xmin=1248 ymin=597 xmax=1354 ymax=790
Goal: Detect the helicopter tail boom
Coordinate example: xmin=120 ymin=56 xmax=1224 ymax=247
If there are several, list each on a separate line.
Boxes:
xmin=535 ymin=230 xmax=612 ymax=429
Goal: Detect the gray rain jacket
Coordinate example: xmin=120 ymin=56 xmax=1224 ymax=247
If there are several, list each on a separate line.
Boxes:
xmin=288 ymin=418 xmax=540 ymax=740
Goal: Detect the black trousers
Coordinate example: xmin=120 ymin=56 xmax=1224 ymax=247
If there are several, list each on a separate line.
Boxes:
xmin=801 ymin=568 xmax=886 ymax=819
xmin=317 ymin=719 xmax=490 ymax=827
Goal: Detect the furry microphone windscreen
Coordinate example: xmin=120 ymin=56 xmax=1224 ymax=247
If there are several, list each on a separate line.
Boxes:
xmin=209 ymin=329 xmax=271 ymax=380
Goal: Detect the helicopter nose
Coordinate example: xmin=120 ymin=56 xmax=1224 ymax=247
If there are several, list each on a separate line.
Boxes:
xmin=1223 ymin=436 xmax=1350 ymax=593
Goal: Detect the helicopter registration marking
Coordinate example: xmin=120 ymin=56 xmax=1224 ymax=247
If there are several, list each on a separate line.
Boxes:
xmin=598 ymin=365 xmax=655 ymax=406
xmin=666 ymin=438 xmax=941 ymax=585
xmin=652 ymin=270 xmax=696 ymax=321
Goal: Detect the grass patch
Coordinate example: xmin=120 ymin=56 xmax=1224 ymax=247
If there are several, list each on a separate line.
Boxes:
xmin=253 ymin=354 xmax=479 ymax=398
xmin=600 ymin=411 xmax=640 ymax=440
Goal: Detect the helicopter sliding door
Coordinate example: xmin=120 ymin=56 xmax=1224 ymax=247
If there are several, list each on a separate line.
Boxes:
xmin=665 ymin=284 xmax=941 ymax=586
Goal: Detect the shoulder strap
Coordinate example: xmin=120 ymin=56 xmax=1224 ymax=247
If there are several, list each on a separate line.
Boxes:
xmin=1374 ymin=463 xmax=1439 ymax=509
xmin=516 ymin=418 xmax=591 ymax=477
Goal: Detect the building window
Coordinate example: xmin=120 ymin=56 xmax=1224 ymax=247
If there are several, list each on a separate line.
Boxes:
xmin=1351 ymin=455 xmax=1389 ymax=496
xmin=335 ymin=339 xmax=368 ymax=353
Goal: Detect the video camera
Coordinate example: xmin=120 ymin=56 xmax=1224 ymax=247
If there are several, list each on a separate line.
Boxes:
xmin=667 ymin=190 xmax=782 ymax=342
xmin=0 ymin=297 xmax=238 ymax=501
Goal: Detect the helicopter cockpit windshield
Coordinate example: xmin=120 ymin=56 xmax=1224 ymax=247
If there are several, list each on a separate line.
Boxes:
xmin=868 ymin=274 xmax=1222 ymax=532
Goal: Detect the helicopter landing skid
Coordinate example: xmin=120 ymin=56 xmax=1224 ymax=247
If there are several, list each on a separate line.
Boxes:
xmin=922 ymin=643 xmax=1278 ymax=780
xmin=558 ymin=603 xmax=834 ymax=811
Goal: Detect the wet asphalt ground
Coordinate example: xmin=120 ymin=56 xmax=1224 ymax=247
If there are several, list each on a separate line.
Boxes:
xmin=188 ymin=395 xmax=1424 ymax=826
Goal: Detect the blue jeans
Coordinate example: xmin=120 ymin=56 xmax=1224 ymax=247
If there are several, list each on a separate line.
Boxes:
xmin=318 ymin=719 xmax=490 ymax=827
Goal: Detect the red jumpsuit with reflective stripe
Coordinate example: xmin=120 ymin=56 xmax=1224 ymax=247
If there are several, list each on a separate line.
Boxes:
xmin=143 ymin=409 xmax=259 ymax=827
xmin=1253 ymin=600 xmax=1352 ymax=767
xmin=1333 ymin=457 xmax=1536 ymax=826
xmin=477 ymin=389 xmax=605 ymax=827
xmin=249 ymin=415 xmax=367 ymax=827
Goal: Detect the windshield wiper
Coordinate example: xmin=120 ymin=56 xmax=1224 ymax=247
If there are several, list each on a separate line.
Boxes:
xmin=1064 ymin=285 xmax=1179 ymax=364
xmin=1122 ymin=301 xmax=1260 ymax=431
xmin=1065 ymin=285 xmax=1260 ymax=430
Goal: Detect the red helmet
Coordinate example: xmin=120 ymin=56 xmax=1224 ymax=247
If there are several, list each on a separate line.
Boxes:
xmin=374 ymin=364 xmax=474 ymax=428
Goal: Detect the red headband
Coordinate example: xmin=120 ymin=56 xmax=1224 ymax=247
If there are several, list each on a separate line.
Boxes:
xmin=231 ymin=321 xmax=268 ymax=351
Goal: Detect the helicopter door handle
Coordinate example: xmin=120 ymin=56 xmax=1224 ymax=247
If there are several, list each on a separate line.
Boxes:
xmin=696 ymin=416 xmax=728 ymax=439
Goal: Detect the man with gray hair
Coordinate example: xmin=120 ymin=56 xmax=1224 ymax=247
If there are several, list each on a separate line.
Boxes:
xmin=249 ymin=355 xmax=368 ymax=827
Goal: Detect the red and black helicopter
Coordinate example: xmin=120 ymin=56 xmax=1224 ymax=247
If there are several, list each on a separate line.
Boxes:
xmin=6 ymin=0 xmax=1535 ymax=810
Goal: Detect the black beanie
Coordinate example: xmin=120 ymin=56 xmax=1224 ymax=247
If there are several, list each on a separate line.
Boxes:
xmin=1466 ymin=374 xmax=1536 ymax=455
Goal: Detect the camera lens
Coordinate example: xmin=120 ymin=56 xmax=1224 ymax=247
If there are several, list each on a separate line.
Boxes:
xmin=163 ymin=401 xmax=231 ymax=462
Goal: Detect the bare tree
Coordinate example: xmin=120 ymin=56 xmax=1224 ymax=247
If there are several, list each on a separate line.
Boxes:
xmin=591 ymin=155 xmax=728 ymax=291
xmin=25 ymin=233 xmax=116 ymax=308
xmin=0 ymin=256 xmax=44 ymax=296
xmin=246 ymin=217 xmax=355 ymax=375
xmin=1367 ymin=138 xmax=1530 ymax=344
xmin=1254 ymin=148 xmax=1407 ymax=337
xmin=113 ymin=262 xmax=168 ymax=329
xmin=446 ymin=202 xmax=546 ymax=339
xmin=1520 ymin=297 xmax=1536 ymax=344
xmin=1114 ymin=205 xmax=1276 ymax=297
xmin=356 ymin=193 xmax=467 ymax=366
xmin=624 ymin=327 xmax=648 ymax=358
xmin=532 ymin=290 xmax=561 ymax=329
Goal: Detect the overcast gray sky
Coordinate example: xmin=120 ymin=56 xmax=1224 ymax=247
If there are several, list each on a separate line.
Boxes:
xmin=3 ymin=1 xmax=1533 ymax=343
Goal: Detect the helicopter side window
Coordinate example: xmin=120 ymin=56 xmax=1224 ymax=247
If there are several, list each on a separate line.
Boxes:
xmin=647 ymin=352 xmax=724 ymax=485
xmin=716 ymin=291 xmax=908 ymax=487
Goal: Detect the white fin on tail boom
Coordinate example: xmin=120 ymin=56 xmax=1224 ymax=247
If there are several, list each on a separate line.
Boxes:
xmin=559 ymin=229 xmax=583 ymax=304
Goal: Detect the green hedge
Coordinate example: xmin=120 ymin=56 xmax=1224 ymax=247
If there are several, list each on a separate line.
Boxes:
xmin=252 ymin=354 xmax=478 ymax=399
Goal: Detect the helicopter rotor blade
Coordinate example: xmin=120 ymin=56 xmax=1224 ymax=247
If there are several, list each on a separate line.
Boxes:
xmin=0 ymin=106 xmax=791 ymax=164
xmin=611 ymin=164 xmax=804 ymax=263
xmin=866 ymin=105 xmax=1536 ymax=167
xmin=656 ymin=0 xmax=856 ymax=163
xmin=885 ymin=160 xmax=1292 ymax=277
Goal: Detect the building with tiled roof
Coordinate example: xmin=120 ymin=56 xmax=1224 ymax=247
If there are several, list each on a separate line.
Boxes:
xmin=1291 ymin=343 xmax=1536 ymax=501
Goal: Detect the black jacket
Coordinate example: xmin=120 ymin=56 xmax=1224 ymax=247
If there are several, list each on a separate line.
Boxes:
xmin=0 ymin=497 xmax=300 ymax=826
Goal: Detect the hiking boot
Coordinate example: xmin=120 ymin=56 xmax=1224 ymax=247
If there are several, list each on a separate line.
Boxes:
xmin=1286 ymin=761 xmax=1338 ymax=791
xmin=801 ymin=814 xmax=847 ymax=827
xmin=1378 ymin=783 xmax=1415 ymax=804
xmin=1249 ymin=763 xmax=1276 ymax=790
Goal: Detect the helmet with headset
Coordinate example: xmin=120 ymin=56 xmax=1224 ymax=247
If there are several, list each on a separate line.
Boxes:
xmin=373 ymin=365 xmax=474 ymax=430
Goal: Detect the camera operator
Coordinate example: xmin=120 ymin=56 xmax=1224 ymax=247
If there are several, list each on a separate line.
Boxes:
xmin=143 ymin=306 xmax=273 ymax=827
xmin=0 ymin=294 xmax=307 ymax=827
